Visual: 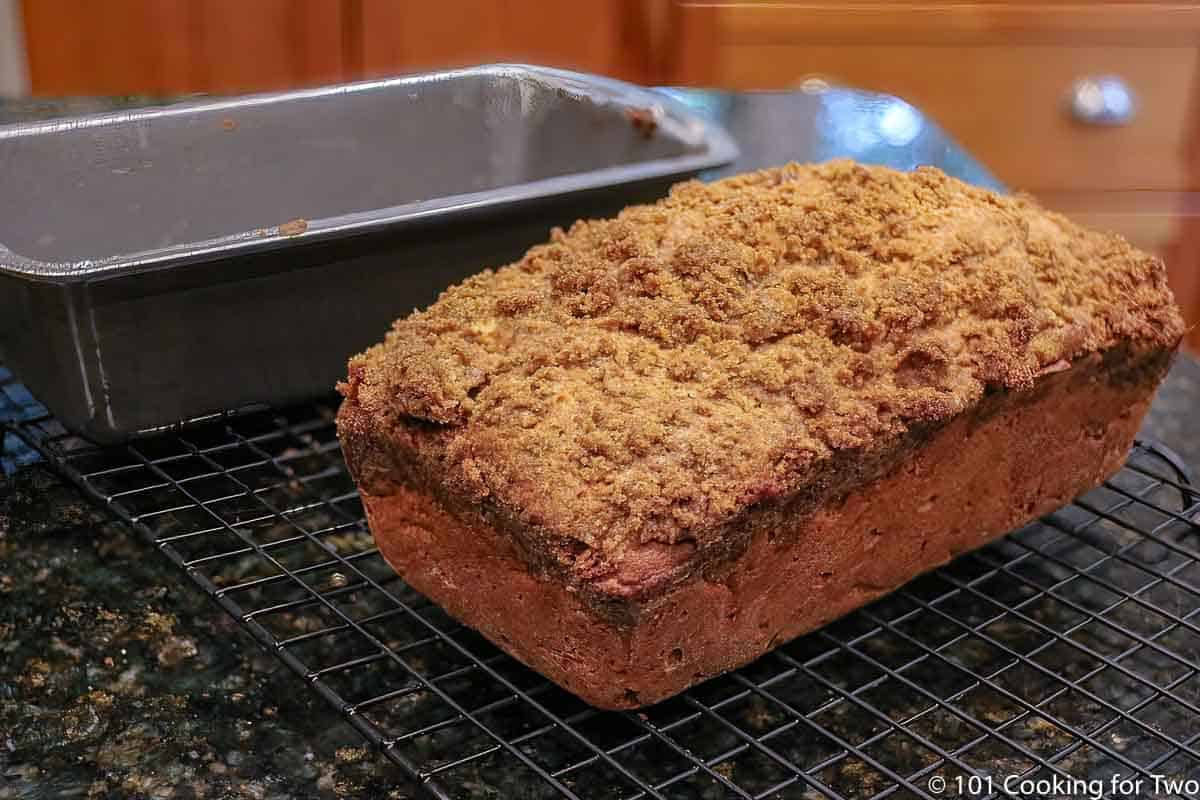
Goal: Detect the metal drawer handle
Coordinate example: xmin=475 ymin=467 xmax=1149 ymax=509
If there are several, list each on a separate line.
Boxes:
xmin=1069 ymin=76 xmax=1136 ymax=126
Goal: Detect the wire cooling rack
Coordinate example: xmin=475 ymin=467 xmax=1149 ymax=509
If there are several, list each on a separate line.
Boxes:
xmin=3 ymin=367 xmax=1200 ymax=800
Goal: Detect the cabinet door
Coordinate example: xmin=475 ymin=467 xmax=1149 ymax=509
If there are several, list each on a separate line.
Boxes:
xmin=22 ymin=0 xmax=346 ymax=94
xmin=353 ymin=0 xmax=656 ymax=84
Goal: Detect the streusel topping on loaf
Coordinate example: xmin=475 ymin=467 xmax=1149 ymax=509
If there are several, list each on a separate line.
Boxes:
xmin=343 ymin=161 xmax=1183 ymax=557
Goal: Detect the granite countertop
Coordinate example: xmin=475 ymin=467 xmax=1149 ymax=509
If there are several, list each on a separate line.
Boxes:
xmin=1 ymin=93 xmax=1198 ymax=800
xmin=0 ymin=466 xmax=413 ymax=800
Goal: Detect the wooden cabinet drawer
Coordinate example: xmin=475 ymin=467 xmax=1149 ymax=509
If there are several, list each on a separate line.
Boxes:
xmin=714 ymin=42 xmax=1197 ymax=194
xmin=1042 ymin=190 xmax=1183 ymax=254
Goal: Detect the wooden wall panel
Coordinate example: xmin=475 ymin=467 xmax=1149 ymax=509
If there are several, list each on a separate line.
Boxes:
xmin=356 ymin=0 xmax=651 ymax=83
xmin=191 ymin=1 xmax=345 ymax=93
xmin=22 ymin=0 xmax=346 ymax=95
xmin=20 ymin=0 xmax=659 ymax=94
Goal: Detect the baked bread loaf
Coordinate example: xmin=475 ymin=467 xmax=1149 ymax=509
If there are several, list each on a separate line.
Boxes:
xmin=337 ymin=161 xmax=1183 ymax=709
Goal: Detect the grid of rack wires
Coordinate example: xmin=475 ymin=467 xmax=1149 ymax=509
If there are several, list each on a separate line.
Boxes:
xmin=3 ymin=365 xmax=1200 ymax=800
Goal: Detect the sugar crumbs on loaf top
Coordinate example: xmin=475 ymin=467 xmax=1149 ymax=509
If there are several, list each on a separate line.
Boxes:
xmin=341 ymin=161 xmax=1183 ymax=568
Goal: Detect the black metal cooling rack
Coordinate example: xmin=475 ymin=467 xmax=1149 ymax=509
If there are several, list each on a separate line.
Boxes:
xmin=3 ymin=366 xmax=1200 ymax=800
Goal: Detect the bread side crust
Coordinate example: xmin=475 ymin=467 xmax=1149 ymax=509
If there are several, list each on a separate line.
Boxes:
xmin=340 ymin=348 xmax=1165 ymax=708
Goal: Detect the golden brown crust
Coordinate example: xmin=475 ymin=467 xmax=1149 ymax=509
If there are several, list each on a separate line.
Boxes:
xmin=339 ymin=161 xmax=1183 ymax=591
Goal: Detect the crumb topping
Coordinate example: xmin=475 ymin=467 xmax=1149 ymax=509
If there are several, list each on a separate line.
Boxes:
xmin=341 ymin=161 xmax=1183 ymax=558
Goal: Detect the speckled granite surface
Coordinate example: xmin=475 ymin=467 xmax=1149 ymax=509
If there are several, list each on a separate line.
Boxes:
xmin=0 ymin=468 xmax=413 ymax=800
xmin=1141 ymin=353 xmax=1200 ymax=470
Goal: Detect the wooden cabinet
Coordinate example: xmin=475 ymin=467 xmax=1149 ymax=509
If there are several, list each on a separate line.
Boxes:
xmin=670 ymin=4 xmax=1200 ymax=198
xmin=713 ymin=42 xmax=1198 ymax=194
xmin=20 ymin=0 xmax=661 ymax=93
xmin=21 ymin=0 xmax=347 ymax=94
xmin=351 ymin=1 xmax=658 ymax=84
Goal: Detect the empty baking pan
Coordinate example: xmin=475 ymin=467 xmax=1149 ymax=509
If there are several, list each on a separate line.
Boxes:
xmin=0 ymin=64 xmax=737 ymax=442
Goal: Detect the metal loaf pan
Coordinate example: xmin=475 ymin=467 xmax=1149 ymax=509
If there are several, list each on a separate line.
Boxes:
xmin=0 ymin=65 xmax=738 ymax=442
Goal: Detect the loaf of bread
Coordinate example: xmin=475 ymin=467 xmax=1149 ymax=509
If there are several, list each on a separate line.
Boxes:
xmin=337 ymin=161 xmax=1183 ymax=709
